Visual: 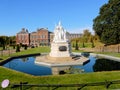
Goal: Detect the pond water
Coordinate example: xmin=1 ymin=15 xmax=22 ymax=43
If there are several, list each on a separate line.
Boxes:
xmin=3 ymin=57 xmax=52 ymax=76
xmin=2 ymin=56 xmax=120 ymax=76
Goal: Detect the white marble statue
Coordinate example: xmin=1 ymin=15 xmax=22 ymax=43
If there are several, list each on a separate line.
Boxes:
xmin=53 ymin=21 xmax=68 ymax=43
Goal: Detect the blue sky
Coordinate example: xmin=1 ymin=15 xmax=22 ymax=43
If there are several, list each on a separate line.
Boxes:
xmin=0 ymin=0 xmax=108 ymax=36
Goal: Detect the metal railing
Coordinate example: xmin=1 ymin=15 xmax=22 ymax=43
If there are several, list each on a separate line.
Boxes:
xmin=11 ymin=80 xmax=120 ymax=90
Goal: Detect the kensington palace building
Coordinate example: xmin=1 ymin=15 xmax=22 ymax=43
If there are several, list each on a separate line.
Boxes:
xmin=16 ymin=28 xmax=82 ymax=46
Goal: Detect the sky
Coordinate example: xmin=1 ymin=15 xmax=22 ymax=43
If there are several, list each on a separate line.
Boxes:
xmin=0 ymin=0 xmax=108 ymax=36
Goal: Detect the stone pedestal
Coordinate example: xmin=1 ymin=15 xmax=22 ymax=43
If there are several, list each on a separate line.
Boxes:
xmin=49 ymin=42 xmax=71 ymax=58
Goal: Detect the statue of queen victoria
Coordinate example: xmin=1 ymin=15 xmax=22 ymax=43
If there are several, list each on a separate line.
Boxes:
xmin=53 ymin=21 xmax=68 ymax=43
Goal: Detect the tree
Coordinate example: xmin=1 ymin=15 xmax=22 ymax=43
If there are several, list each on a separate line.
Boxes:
xmin=9 ymin=36 xmax=16 ymax=46
xmin=72 ymin=43 xmax=75 ymax=48
xmin=0 ymin=36 xmax=8 ymax=50
xmin=82 ymin=42 xmax=85 ymax=48
xmin=91 ymin=39 xmax=95 ymax=48
xmin=16 ymin=44 xmax=20 ymax=52
xmin=93 ymin=0 xmax=120 ymax=45
xmin=24 ymin=44 xmax=28 ymax=50
xmin=82 ymin=29 xmax=91 ymax=43
xmin=75 ymin=40 xmax=79 ymax=50
xmin=93 ymin=58 xmax=120 ymax=72
xmin=93 ymin=34 xmax=100 ymax=42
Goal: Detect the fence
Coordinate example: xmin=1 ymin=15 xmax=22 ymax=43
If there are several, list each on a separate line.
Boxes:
xmin=0 ymin=49 xmax=16 ymax=56
xmin=95 ymin=44 xmax=120 ymax=53
xmin=11 ymin=80 xmax=120 ymax=90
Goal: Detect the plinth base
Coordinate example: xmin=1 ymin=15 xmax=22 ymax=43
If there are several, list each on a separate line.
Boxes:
xmin=35 ymin=53 xmax=89 ymax=75
xmin=49 ymin=42 xmax=71 ymax=57
xmin=35 ymin=54 xmax=89 ymax=67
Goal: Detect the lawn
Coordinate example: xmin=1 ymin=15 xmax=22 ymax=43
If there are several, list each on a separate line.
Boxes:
xmin=0 ymin=66 xmax=120 ymax=90
xmin=0 ymin=46 xmax=120 ymax=89
xmin=95 ymin=52 xmax=120 ymax=58
xmin=0 ymin=46 xmax=50 ymax=60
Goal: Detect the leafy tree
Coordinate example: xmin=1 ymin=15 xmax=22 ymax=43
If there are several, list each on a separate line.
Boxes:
xmin=16 ymin=44 xmax=20 ymax=52
xmin=0 ymin=36 xmax=8 ymax=50
xmin=75 ymin=40 xmax=79 ymax=50
xmin=9 ymin=36 xmax=16 ymax=46
xmin=24 ymin=44 xmax=28 ymax=50
xmin=93 ymin=34 xmax=100 ymax=42
xmin=82 ymin=42 xmax=85 ymax=48
xmin=0 ymin=36 xmax=16 ymax=50
xmin=72 ymin=43 xmax=75 ymax=47
xmin=91 ymin=39 xmax=95 ymax=48
xmin=82 ymin=29 xmax=91 ymax=43
xmin=93 ymin=58 xmax=120 ymax=72
xmin=93 ymin=0 xmax=120 ymax=45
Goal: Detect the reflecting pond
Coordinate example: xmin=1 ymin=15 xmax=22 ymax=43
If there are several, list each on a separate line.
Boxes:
xmin=2 ymin=56 xmax=120 ymax=76
xmin=3 ymin=57 xmax=52 ymax=76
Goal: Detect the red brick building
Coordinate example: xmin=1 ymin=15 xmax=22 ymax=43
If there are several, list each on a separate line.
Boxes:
xmin=30 ymin=28 xmax=50 ymax=46
xmin=16 ymin=28 xmax=30 ymax=46
xmin=16 ymin=28 xmax=82 ymax=46
xmin=16 ymin=28 xmax=51 ymax=46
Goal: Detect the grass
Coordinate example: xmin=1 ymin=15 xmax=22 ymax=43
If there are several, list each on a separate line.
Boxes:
xmin=71 ymin=41 xmax=104 ymax=48
xmin=95 ymin=52 xmax=120 ymax=58
xmin=72 ymin=42 xmax=93 ymax=48
xmin=0 ymin=66 xmax=120 ymax=90
xmin=0 ymin=47 xmax=3 ymax=50
xmin=0 ymin=46 xmax=120 ymax=89
xmin=0 ymin=46 xmax=50 ymax=60
xmin=13 ymin=46 xmax=50 ymax=55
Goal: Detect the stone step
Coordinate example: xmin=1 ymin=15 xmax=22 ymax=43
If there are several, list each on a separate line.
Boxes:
xmin=74 ymin=57 xmax=80 ymax=60
xmin=71 ymin=55 xmax=81 ymax=59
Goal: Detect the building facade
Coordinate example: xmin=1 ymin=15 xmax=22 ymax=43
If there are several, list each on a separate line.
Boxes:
xmin=16 ymin=28 xmax=30 ymax=45
xmin=16 ymin=28 xmax=51 ymax=46
xmin=30 ymin=31 xmax=38 ymax=46
xmin=66 ymin=32 xmax=82 ymax=41
xmin=69 ymin=33 xmax=82 ymax=40
xmin=16 ymin=28 xmax=82 ymax=46
xmin=30 ymin=28 xmax=50 ymax=46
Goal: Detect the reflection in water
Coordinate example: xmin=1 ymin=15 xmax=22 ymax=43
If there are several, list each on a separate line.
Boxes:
xmin=2 ymin=56 xmax=120 ymax=76
xmin=3 ymin=57 xmax=52 ymax=76
xmin=21 ymin=57 xmax=29 ymax=62
xmin=51 ymin=66 xmax=84 ymax=75
xmin=93 ymin=58 xmax=120 ymax=72
xmin=76 ymin=56 xmax=96 ymax=73
xmin=81 ymin=52 xmax=90 ymax=57
xmin=65 ymin=66 xmax=84 ymax=74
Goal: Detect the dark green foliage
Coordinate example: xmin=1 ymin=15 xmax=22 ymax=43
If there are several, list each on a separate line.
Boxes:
xmin=16 ymin=44 xmax=20 ymax=52
xmin=93 ymin=0 xmax=120 ymax=45
xmin=0 ymin=36 xmax=8 ymax=50
xmin=93 ymin=58 xmax=120 ymax=72
xmin=82 ymin=42 xmax=85 ymax=48
xmin=75 ymin=40 xmax=79 ymax=50
xmin=82 ymin=29 xmax=91 ymax=43
xmin=0 ymin=36 xmax=16 ymax=50
xmin=72 ymin=43 xmax=75 ymax=47
xmin=20 ymin=43 xmax=22 ymax=47
xmin=2 ymin=45 xmax=5 ymax=50
xmin=9 ymin=36 xmax=16 ymax=45
xmin=24 ymin=45 xmax=28 ymax=50
xmin=13 ymin=45 xmax=15 ymax=49
xmin=91 ymin=40 xmax=95 ymax=48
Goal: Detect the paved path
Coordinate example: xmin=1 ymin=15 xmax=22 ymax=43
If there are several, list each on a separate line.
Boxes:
xmin=90 ymin=53 xmax=120 ymax=62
